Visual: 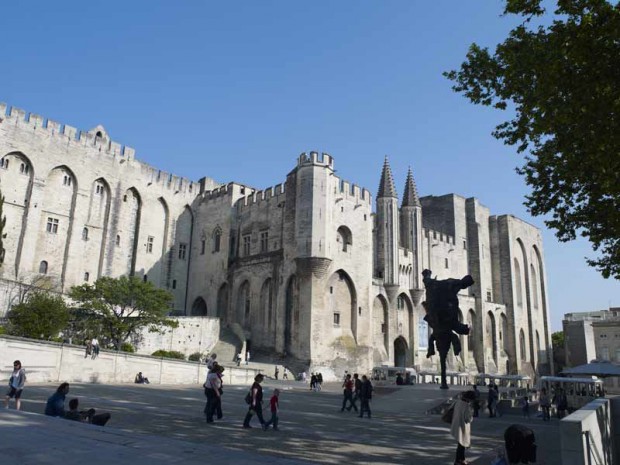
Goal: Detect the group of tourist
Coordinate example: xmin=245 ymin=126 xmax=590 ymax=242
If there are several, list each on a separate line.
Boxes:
xmin=84 ymin=337 xmax=100 ymax=359
xmin=341 ymin=373 xmax=373 ymax=418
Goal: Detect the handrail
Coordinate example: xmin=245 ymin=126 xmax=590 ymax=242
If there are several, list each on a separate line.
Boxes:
xmin=583 ymin=430 xmax=605 ymax=465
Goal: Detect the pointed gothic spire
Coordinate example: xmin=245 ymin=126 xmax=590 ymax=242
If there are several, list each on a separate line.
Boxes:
xmin=377 ymin=156 xmax=397 ymax=199
xmin=402 ymin=166 xmax=421 ymax=207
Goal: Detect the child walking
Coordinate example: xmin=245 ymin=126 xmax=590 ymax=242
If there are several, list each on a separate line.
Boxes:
xmin=263 ymin=389 xmax=280 ymax=430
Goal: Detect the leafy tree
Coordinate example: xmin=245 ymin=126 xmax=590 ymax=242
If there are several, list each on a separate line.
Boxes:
xmin=552 ymin=330 xmax=566 ymax=372
xmin=6 ymin=291 xmax=70 ymax=340
xmin=0 ymin=188 xmax=6 ymax=266
xmin=69 ymin=276 xmax=177 ymax=350
xmin=445 ymin=0 xmax=620 ymax=279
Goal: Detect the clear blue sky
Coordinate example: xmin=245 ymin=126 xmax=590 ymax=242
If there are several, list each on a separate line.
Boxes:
xmin=1 ymin=1 xmax=617 ymax=331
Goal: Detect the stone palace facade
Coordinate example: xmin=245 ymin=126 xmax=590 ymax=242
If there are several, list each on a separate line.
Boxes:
xmin=0 ymin=103 xmax=553 ymax=377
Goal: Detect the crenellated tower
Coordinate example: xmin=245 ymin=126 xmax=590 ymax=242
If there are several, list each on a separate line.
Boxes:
xmin=375 ymin=157 xmax=400 ymax=301
xmin=400 ymin=167 xmax=424 ymax=297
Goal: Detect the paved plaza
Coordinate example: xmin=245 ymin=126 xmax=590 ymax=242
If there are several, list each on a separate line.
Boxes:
xmin=1 ymin=380 xmax=562 ymax=464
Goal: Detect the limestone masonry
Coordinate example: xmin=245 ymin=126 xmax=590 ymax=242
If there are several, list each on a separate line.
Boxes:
xmin=0 ymin=103 xmax=553 ymax=377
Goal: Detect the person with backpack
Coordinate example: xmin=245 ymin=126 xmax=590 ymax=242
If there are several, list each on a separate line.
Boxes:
xmin=4 ymin=360 xmax=26 ymax=410
xmin=451 ymin=390 xmax=475 ymax=465
xmin=539 ymin=388 xmax=551 ymax=421
xmin=243 ymin=374 xmax=265 ymax=429
xmin=359 ymin=375 xmax=373 ymax=418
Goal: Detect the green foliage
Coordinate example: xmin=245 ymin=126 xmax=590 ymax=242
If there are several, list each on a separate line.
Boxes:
xmin=6 ymin=291 xmax=70 ymax=340
xmin=188 ymin=352 xmax=203 ymax=362
xmin=152 ymin=349 xmax=185 ymax=360
xmin=551 ymin=331 xmax=565 ymax=349
xmin=445 ymin=0 xmax=620 ymax=279
xmin=69 ymin=276 xmax=177 ymax=350
xmin=120 ymin=342 xmax=135 ymax=353
xmin=0 ymin=326 xmax=7 ymax=335
xmin=0 ymin=188 xmax=6 ymax=266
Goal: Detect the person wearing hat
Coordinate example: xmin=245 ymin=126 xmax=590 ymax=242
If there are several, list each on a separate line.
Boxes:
xmin=451 ymin=390 xmax=475 ymax=465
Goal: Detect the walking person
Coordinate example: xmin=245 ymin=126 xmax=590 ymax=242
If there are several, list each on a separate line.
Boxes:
xmin=236 ymin=352 xmax=242 ymax=366
xmin=263 ymin=388 xmax=280 ymax=430
xmin=84 ymin=340 xmax=92 ymax=359
xmin=274 ymin=366 xmax=279 ymax=380
xmin=341 ymin=374 xmax=357 ymax=412
xmin=4 ymin=360 xmax=26 ymax=410
xmin=487 ymin=383 xmax=498 ymax=418
xmin=451 ymin=390 xmax=475 ymax=465
xmin=91 ymin=337 xmax=100 ymax=359
xmin=472 ymin=384 xmax=480 ymax=417
xmin=359 ymin=375 xmax=373 ymax=418
xmin=554 ymin=389 xmax=568 ymax=419
xmin=520 ymin=396 xmax=530 ymax=418
xmin=317 ymin=372 xmax=323 ymax=391
xmin=245 ymin=350 xmax=250 ymax=365
xmin=539 ymin=388 xmax=551 ymax=421
xmin=243 ymin=374 xmax=265 ymax=429
xmin=352 ymin=373 xmax=362 ymax=411
xmin=283 ymin=368 xmax=288 ymax=380
xmin=204 ymin=364 xmax=224 ymax=423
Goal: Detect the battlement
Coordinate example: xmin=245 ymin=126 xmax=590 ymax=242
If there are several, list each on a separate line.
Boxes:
xmin=199 ymin=182 xmax=235 ymax=203
xmin=297 ymin=151 xmax=334 ymax=169
xmin=237 ymin=182 xmax=286 ymax=210
xmin=0 ymin=102 xmax=201 ymax=195
xmin=337 ymin=178 xmax=372 ymax=206
xmin=423 ymin=227 xmax=455 ymax=246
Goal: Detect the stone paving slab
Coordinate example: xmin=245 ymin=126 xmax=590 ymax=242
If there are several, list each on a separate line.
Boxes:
xmin=1 ymin=380 xmax=562 ymax=465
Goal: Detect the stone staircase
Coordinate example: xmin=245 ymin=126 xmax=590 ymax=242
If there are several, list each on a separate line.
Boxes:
xmin=210 ymin=325 xmax=243 ymax=364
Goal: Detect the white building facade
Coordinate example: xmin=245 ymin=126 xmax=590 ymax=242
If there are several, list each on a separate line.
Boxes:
xmin=0 ymin=104 xmax=553 ymax=376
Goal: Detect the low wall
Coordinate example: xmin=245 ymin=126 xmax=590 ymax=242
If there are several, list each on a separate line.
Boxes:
xmin=0 ymin=335 xmax=261 ymax=386
xmin=560 ymin=397 xmax=616 ymax=465
xmin=135 ymin=316 xmax=220 ymax=357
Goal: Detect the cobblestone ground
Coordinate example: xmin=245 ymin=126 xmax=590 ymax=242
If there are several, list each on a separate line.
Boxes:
xmin=17 ymin=381 xmax=561 ymax=465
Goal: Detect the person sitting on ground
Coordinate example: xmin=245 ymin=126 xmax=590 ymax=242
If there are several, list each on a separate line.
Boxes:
xmin=395 ymin=373 xmax=404 ymax=385
xmin=65 ymin=398 xmax=111 ymax=426
xmin=134 ymin=372 xmax=150 ymax=384
xmin=45 ymin=383 xmax=70 ymax=417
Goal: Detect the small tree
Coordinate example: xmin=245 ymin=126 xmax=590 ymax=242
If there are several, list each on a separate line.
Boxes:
xmin=552 ymin=331 xmax=566 ymax=372
xmin=6 ymin=291 xmax=70 ymax=340
xmin=69 ymin=276 xmax=177 ymax=350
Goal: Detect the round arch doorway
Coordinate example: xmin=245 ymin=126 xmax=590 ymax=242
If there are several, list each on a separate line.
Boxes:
xmin=394 ymin=336 xmax=409 ymax=367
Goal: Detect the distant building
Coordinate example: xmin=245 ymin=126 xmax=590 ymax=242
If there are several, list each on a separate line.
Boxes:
xmin=563 ymin=308 xmax=620 ymax=392
xmin=0 ymin=103 xmax=553 ymax=376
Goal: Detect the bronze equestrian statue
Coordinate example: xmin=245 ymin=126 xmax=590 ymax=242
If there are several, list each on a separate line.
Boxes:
xmin=422 ymin=269 xmax=474 ymax=389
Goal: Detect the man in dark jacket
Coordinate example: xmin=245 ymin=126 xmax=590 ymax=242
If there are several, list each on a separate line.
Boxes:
xmin=45 ymin=383 xmax=70 ymax=417
xmin=359 ymin=375 xmax=373 ymax=418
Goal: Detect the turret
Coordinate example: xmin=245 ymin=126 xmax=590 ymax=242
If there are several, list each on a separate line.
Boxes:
xmin=375 ymin=157 xmax=399 ymax=291
xmin=400 ymin=167 xmax=424 ymax=293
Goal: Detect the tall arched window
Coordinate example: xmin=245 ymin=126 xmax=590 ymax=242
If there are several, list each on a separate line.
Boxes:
xmin=39 ymin=260 xmax=48 ymax=274
xmin=82 ymin=227 xmax=89 ymax=241
xmin=520 ymin=329 xmax=527 ymax=361
xmin=213 ymin=228 xmax=222 ymax=253
xmin=514 ymin=258 xmax=523 ymax=307
xmin=530 ymin=264 xmax=539 ymax=309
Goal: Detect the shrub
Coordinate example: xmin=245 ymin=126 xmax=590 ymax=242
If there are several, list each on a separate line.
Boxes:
xmin=121 ymin=342 xmax=135 ymax=353
xmin=188 ymin=352 xmax=203 ymax=362
xmin=151 ymin=349 xmax=185 ymax=360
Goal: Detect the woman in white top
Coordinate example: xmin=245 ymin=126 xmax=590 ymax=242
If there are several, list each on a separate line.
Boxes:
xmin=204 ymin=364 xmax=224 ymax=423
xmin=4 ymin=360 xmax=26 ymax=410
xmin=450 ymin=390 xmax=475 ymax=465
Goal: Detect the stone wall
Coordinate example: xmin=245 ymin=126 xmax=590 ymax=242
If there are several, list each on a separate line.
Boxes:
xmin=135 ymin=316 xmax=220 ymax=357
xmin=0 ymin=335 xmax=259 ymax=386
